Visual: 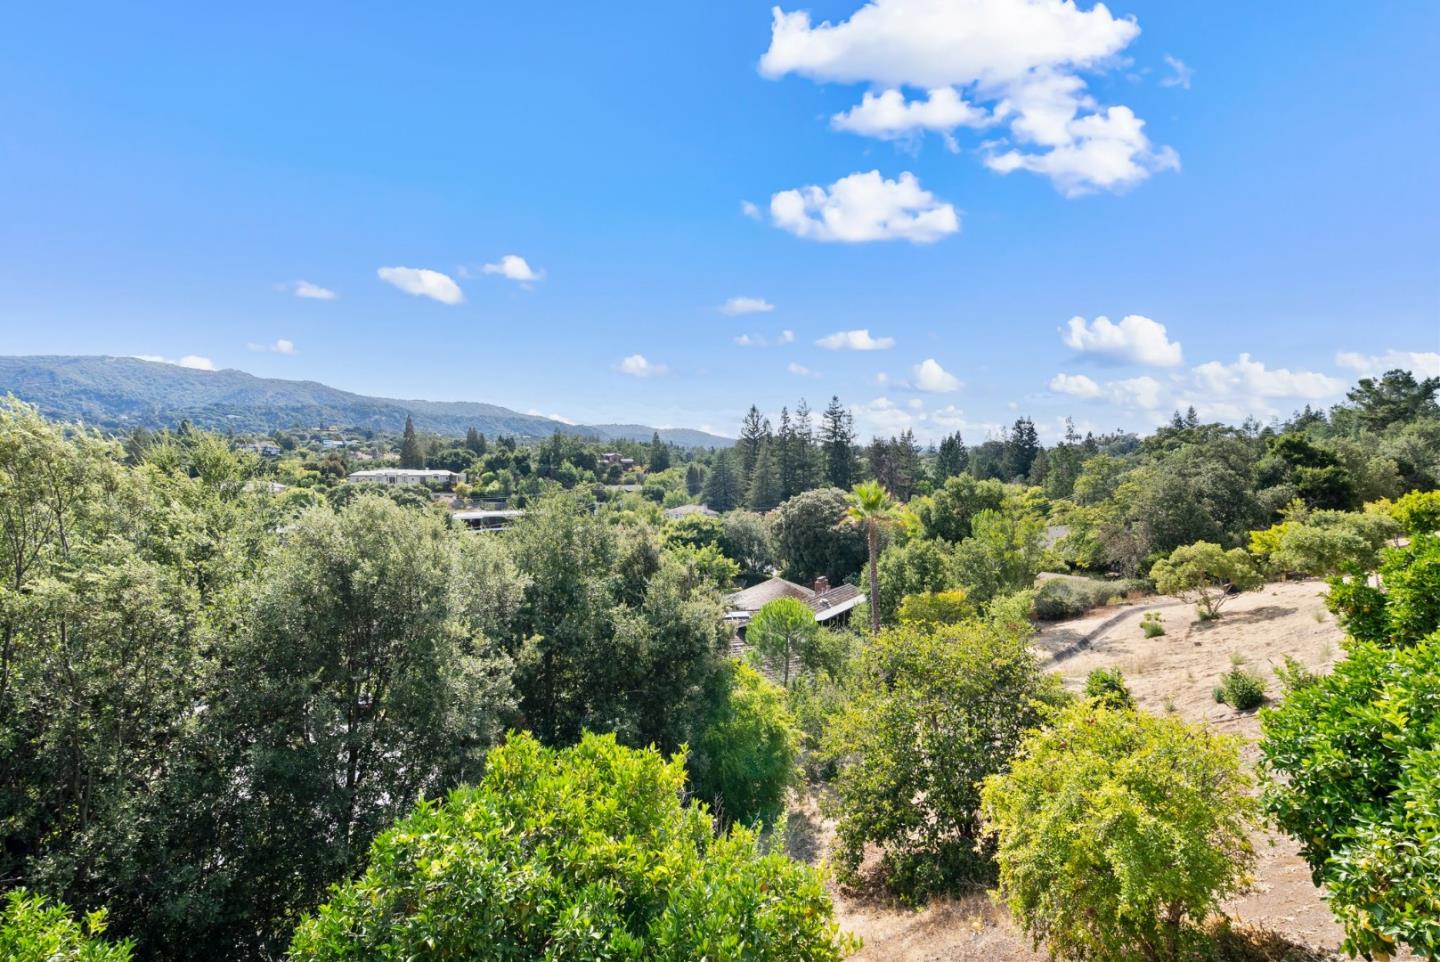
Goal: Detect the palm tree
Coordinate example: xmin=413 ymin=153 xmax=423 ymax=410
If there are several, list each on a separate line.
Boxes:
xmin=846 ymin=480 xmax=899 ymax=634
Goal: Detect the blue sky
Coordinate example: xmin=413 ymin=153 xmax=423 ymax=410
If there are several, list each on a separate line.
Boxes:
xmin=2 ymin=1 xmax=1436 ymax=441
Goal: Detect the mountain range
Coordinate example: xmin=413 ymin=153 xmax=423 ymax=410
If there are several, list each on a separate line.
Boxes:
xmin=0 ymin=356 xmax=733 ymax=446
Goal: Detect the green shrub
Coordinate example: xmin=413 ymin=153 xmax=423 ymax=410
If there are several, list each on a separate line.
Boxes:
xmin=1214 ymin=666 xmax=1268 ymax=711
xmin=289 ymin=731 xmax=853 ymax=961
xmin=1151 ymin=542 xmax=1264 ymax=620
xmin=745 ymin=597 xmax=823 ymax=688
xmin=1272 ymin=655 xmax=1319 ymax=695
xmin=0 ymin=890 xmax=132 ymax=962
xmin=1327 ymin=534 xmax=1440 ymax=647
xmin=1033 ymin=575 xmax=1143 ymax=621
xmin=689 ymin=662 xmax=799 ymax=826
xmin=1084 ymin=668 xmax=1135 ymax=709
xmin=825 ymin=619 xmax=1070 ymax=899
xmin=1141 ymin=611 xmax=1166 ymax=637
xmin=980 ymin=704 xmax=1257 ymax=962
xmin=1389 ymin=488 xmax=1440 ymax=536
xmin=897 ymin=589 xmax=972 ymax=628
xmin=1261 ymin=631 xmax=1440 ymax=960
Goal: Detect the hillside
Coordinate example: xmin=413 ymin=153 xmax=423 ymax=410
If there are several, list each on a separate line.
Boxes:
xmin=0 ymin=355 xmax=732 ymax=446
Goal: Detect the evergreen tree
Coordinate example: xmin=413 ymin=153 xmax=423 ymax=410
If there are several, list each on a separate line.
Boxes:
xmin=776 ymin=407 xmax=803 ymax=501
xmin=464 ymin=427 xmax=487 ymax=455
xmin=701 ymin=450 xmax=742 ymax=512
xmin=1002 ymin=417 xmax=1039 ymax=481
xmin=399 ymin=415 xmax=424 ymax=468
xmin=684 ymin=462 xmax=705 ymax=497
xmin=648 ymin=431 xmax=671 ymax=472
xmin=746 ymin=440 xmax=782 ymax=511
xmin=893 ymin=429 xmax=922 ymax=501
xmin=793 ymin=398 xmax=820 ymax=492
xmin=821 ymin=396 xmax=858 ymax=490
xmin=737 ymin=406 xmax=768 ymax=488
xmin=935 ymin=432 xmax=967 ymax=482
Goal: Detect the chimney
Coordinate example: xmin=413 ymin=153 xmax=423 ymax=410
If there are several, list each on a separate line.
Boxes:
xmin=813 ymin=576 xmax=830 ymax=595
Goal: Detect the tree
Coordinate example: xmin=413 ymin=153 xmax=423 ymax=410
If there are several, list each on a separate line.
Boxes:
xmin=1326 ymin=534 xmax=1440 ymax=649
xmin=1150 ymin=542 xmax=1263 ymax=620
xmin=826 ymin=620 xmax=1069 ymax=898
xmin=463 ymin=426 xmax=487 ymax=455
xmin=896 ymin=590 xmax=972 ymax=628
xmin=746 ymin=438 xmax=782 ymax=511
xmin=684 ymin=461 xmax=704 ymax=496
xmin=912 ymin=473 xmax=1006 ymax=542
xmin=981 ymin=704 xmax=1257 ymax=962
xmin=738 ymin=405 xmax=769 ymax=486
xmin=648 ymin=430 xmax=671 ymax=471
xmin=1345 ymin=368 xmax=1440 ymax=431
xmin=718 ymin=510 xmax=775 ymax=579
xmin=1003 ymin=417 xmax=1040 ymax=480
xmin=934 ymin=432 xmax=967 ymax=482
xmin=846 ymin=481 xmax=901 ymax=634
xmin=866 ymin=537 xmax=954 ymax=627
xmin=1 ymin=890 xmax=133 ymax=962
xmin=289 ymin=733 xmax=850 ymax=962
xmin=770 ymin=487 xmax=867 ymax=586
xmin=1262 ymin=630 xmax=1440 ymax=960
xmin=950 ymin=503 xmax=1047 ymax=604
xmin=820 ymin=396 xmax=858 ymax=489
xmin=689 ymin=662 xmax=800 ymax=826
xmin=700 ymin=450 xmax=742 ymax=512
xmin=745 ymin=597 xmax=821 ymax=687
xmin=398 ymin=414 xmax=423 ymax=468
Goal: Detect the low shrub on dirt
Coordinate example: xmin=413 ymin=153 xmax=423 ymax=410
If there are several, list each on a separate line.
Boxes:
xmin=1214 ymin=666 xmax=1268 ymax=711
xmin=1034 ymin=575 xmax=1147 ymax=621
xmin=1141 ymin=611 xmax=1166 ymax=638
xmin=1084 ymin=668 xmax=1135 ymax=709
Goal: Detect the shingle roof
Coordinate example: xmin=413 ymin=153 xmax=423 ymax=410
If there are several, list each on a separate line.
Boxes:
xmin=807 ymin=583 xmax=862 ymax=621
xmin=724 ymin=576 xmax=814 ymax=613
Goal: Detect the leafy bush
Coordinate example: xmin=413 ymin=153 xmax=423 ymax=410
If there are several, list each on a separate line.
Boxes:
xmin=1248 ymin=508 xmax=1399 ymax=578
xmin=0 ymin=890 xmax=132 ymax=962
xmin=1033 ymin=575 xmax=1139 ymax=620
xmin=1141 ymin=611 xmax=1166 ymax=637
xmin=1084 ymin=668 xmax=1135 ymax=709
xmin=1326 ymin=534 xmax=1440 ymax=647
xmin=980 ymin=704 xmax=1257 ymax=962
xmin=1214 ymin=666 xmax=1268 ymax=711
xmin=1262 ymin=631 xmax=1440 ymax=960
xmin=1272 ymin=655 xmax=1320 ymax=695
xmin=1150 ymin=542 xmax=1263 ymax=620
xmin=824 ymin=620 xmax=1070 ymax=898
xmin=1388 ymin=488 xmax=1440 ymax=536
xmin=896 ymin=589 xmax=972 ymax=628
xmin=689 ymin=661 xmax=799 ymax=826
xmin=289 ymin=732 xmax=852 ymax=961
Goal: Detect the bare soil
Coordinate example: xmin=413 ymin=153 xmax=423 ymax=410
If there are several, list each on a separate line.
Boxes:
xmin=791 ymin=580 xmax=1421 ymax=961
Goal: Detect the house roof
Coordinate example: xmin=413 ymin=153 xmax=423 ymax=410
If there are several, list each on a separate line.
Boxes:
xmin=808 ymin=584 xmax=862 ymax=621
xmin=725 ymin=576 xmax=814 ymax=613
xmin=663 ymin=503 xmax=718 ymax=520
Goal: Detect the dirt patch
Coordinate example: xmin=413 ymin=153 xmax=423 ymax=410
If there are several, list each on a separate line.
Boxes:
xmin=799 ymin=580 xmax=1420 ymax=961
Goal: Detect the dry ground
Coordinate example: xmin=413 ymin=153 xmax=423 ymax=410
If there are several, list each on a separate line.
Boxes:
xmin=789 ymin=580 xmax=1421 ymax=961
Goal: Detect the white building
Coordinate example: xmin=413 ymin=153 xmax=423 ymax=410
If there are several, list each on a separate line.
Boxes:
xmin=347 ymin=468 xmax=465 ymax=486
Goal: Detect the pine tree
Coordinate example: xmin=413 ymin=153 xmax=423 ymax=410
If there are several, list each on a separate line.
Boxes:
xmin=793 ymin=398 xmax=820 ymax=492
xmin=776 ymin=407 xmax=802 ymax=501
xmin=1002 ymin=416 xmax=1039 ymax=480
xmin=701 ymin=450 xmax=741 ymax=512
xmin=821 ymin=396 xmax=858 ymax=490
xmin=747 ymin=440 xmax=782 ymax=511
xmin=935 ymin=432 xmax=967 ymax=481
xmin=684 ymin=462 xmax=705 ymax=496
xmin=893 ymin=429 xmax=922 ymax=501
xmin=738 ymin=406 xmax=768 ymax=488
xmin=464 ymin=427 xmax=488 ymax=455
xmin=400 ymin=415 xmax=424 ymax=468
xmin=648 ymin=431 xmax=671 ymax=471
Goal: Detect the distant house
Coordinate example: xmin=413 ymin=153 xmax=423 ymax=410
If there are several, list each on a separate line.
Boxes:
xmin=723 ymin=575 xmax=862 ymax=654
xmin=237 ymin=442 xmax=281 ymax=457
xmin=600 ymin=452 xmax=623 ymax=465
xmin=320 ymin=439 xmax=346 ymax=450
xmin=662 ymin=504 xmax=718 ymax=520
xmin=452 ymin=508 xmax=525 ymax=532
xmin=347 ymin=468 xmax=465 ymax=486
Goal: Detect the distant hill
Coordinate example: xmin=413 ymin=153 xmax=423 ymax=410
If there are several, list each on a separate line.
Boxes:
xmin=0 ymin=356 xmax=733 ymax=447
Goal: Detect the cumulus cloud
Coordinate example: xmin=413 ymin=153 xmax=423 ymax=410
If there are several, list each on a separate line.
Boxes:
xmin=482 ymin=254 xmax=544 ymax=283
xmin=1062 ymin=314 xmax=1183 ymax=367
xmin=770 ymin=170 xmax=958 ymax=243
xmin=720 ymin=296 xmax=775 ymax=315
xmin=527 ymin=408 xmax=576 ymax=425
xmin=1161 ymin=54 xmax=1193 ymax=90
xmin=1190 ymin=354 xmax=1345 ymax=401
xmin=740 ymin=200 xmax=762 ymax=219
xmin=911 ymin=358 xmax=962 ymax=392
xmin=377 ymin=266 xmax=464 ymax=304
xmin=817 ymin=328 xmax=896 ymax=351
xmin=247 ymin=339 xmax=297 ymax=355
xmin=760 ymin=0 xmax=1178 ymax=196
xmin=832 ymin=88 xmax=990 ymax=150
xmin=780 ymin=329 xmax=796 ymax=344
xmin=788 ymin=361 xmax=820 ymax=377
xmin=134 ymin=354 xmax=217 ymax=371
xmin=1049 ymin=372 xmax=1101 ymax=397
xmin=280 ymin=280 xmax=337 ymax=300
xmin=617 ymin=354 xmax=668 ymax=378
xmin=1336 ymin=349 xmax=1440 ymax=379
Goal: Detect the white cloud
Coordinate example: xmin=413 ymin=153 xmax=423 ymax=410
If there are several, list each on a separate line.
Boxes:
xmin=280 ymin=280 xmax=337 ymax=300
xmin=1049 ymin=372 xmax=1100 ymax=397
xmin=779 ymin=329 xmax=795 ymax=344
xmin=740 ymin=199 xmax=762 ymax=219
xmin=482 ymin=254 xmax=544 ymax=284
xmin=1336 ymin=349 xmax=1440 ymax=379
xmin=817 ymin=328 xmax=896 ymax=351
xmin=770 ymin=170 xmax=958 ymax=243
xmin=788 ymin=362 xmax=820 ymax=378
xmin=526 ymin=408 xmax=576 ymax=425
xmin=377 ymin=266 xmax=464 ymax=304
xmin=1190 ymin=354 xmax=1345 ymax=401
xmin=720 ymin=296 xmax=775 ymax=315
xmin=734 ymin=334 xmax=760 ymax=347
xmin=911 ymin=358 xmax=962 ymax=392
xmin=1161 ymin=54 xmax=1193 ymax=90
xmin=832 ymin=88 xmax=990 ymax=149
xmin=134 ymin=354 xmax=217 ymax=371
xmin=617 ymin=354 xmax=668 ymax=378
xmin=1062 ymin=314 xmax=1183 ymax=366
xmin=247 ymin=338 xmax=296 ymax=355
xmin=759 ymin=0 xmax=1178 ymax=196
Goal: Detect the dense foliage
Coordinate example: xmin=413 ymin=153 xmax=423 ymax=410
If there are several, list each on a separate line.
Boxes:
xmin=1150 ymin=542 xmax=1263 ymax=620
xmin=824 ymin=618 xmax=1068 ymax=898
xmin=981 ymin=705 xmax=1256 ymax=962
xmin=288 ymin=732 xmax=852 ymax=962
xmin=0 ymin=890 xmax=132 ymax=962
